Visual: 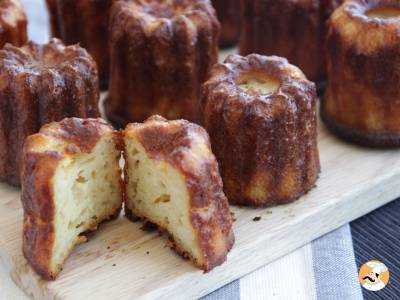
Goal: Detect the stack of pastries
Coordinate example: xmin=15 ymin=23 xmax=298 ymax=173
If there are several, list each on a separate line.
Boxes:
xmin=0 ymin=0 xmax=396 ymax=283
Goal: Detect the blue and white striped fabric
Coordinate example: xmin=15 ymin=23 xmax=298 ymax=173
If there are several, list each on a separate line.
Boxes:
xmin=2 ymin=2 xmax=397 ymax=299
xmin=203 ymin=225 xmax=363 ymax=300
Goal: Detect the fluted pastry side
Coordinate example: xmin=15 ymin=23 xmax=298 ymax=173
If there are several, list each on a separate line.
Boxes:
xmin=202 ymin=54 xmax=320 ymax=206
xmin=0 ymin=0 xmax=27 ymax=48
xmin=46 ymin=0 xmax=115 ymax=89
xmin=322 ymin=0 xmax=400 ymax=147
xmin=106 ymin=0 xmax=220 ymax=126
xmin=240 ymin=0 xmax=343 ymax=82
xmin=212 ymin=0 xmax=240 ymax=47
xmin=0 ymin=39 xmax=100 ymax=186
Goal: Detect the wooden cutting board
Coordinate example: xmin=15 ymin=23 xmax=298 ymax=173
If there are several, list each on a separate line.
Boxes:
xmin=1 ymin=119 xmax=400 ymax=300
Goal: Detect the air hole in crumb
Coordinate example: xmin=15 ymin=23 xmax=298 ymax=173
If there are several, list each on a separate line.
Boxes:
xmin=159 ymin=181 xmax=166 ymax=188
xmin=91 ymin=170 xmax=96 ymax=179
xmin=253 ymin=216 xmax=262 ymax=221
xmin=76 ymin=221 xmax=85 ymax=228
xmin=237 ymin=72 xmax=280 ymax=95
xmin=154 ymin=194 xmax=171 ymax=204
xmin=76 ymin=175 xmax=87 ymax=183
xmin=132 ymin=148 xmax=139 ymax=155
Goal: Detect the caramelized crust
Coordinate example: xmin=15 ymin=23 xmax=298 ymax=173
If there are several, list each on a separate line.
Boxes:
xmin=22 ymin=118 xmax=123 ymax=280
xmin=212 ymin=0 xmax=240 ymax=47
xmin=202 ymin=54 xmax=320 ymax=206
xmin=322 ymin=0 xmax=400 ymax=147
xmin=0 ymin=39 xmax=100 ymax=186
xmin=106 ymin=0 xmax=220 ymax=126
xmin=45 ymin=0 xmax=60 ymax=37
xmin=0 ymin=0 xmax=27 ymax=48
xmin=46 ymin=0 xmax=115 ymax=89
xmin=240 ymin=0 xmax=343 ymax=82
xmin=124 ymin=115 xmax=234 ymax=271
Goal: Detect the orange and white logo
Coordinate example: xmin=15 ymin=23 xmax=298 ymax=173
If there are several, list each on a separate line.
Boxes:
xmin=359 ymin=260 xmax=389 ymax=292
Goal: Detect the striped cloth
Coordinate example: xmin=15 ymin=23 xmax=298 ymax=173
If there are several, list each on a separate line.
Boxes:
xmin=0 ymin=2 xmax=398 ymax=299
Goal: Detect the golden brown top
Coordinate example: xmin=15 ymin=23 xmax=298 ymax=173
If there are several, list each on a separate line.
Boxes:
xmin=111 ymin=0 xmax=218 ymax=33
xmin=202 ymin=54 xmax=315 ymax=113
xmin=24 ymin=118 xmax=115 ymax=156
xmin=124 ymin=115 xmax=212 ymax=167
xmin=0 ymin=38 xmax=97 ymax=76
xmin=330 ymin=0 xmax=400 ymax=53
xmin=0 ymin=0 xmax=26 ymax=28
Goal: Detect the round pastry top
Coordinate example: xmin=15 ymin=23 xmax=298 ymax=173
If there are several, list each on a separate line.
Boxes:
xmin=112 ymin=0 xmax=217 ymax=32
xmin=0 ymin=38 xmax=96 ymax=76
xmin=330 ymin=0 xmax=400 ymax=52
xmin=203 ymin=54 xmax=315 ymax=106
xmin=0 ymin=0 xmax=26 ymax=27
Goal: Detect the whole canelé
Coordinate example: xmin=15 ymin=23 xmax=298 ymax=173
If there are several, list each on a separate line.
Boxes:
xmin=240 ymin=0 xmax=343 ymax=82
xmin=0 ymin=0 xmax=27 ymax=48
xmin=202 ymin=54 xmax=320 ymax=206
xmin=106 ymin=0 xmax=220 ymax=126
xmin=45 ymin=0 xmax=115 ymax=89
xmin=212 ymin=0 xmax=240 ymax=48
xmin=0 ymin=39 xmax=100 ymax=186
xmin=322 ymin=0 xmax=400 ymax=147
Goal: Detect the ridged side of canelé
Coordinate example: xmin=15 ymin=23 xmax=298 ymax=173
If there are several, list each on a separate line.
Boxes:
xmin=0 ymin=0 xmax=28 ymax=48
xmin=123 ymin=116 xmax=234 ymax=271
xmin=0 ymin=39 xmax=100 ymax=186
xmin=212 ymin=0 xmax=240 ymax=48
xmin=107 ymin=0 xmax=220 ymax=126
xmin=45 ymin=0 xmax=60 ymax=37
xmin=202 ymin=54 xmax=320 ymax=206
xmin=46 ymin=0 xmax=114 ymax=88
xmin=322 ymin=0 xmax=400 ymax=147
xmin=239 ymin=0 xmax=343 ymax=82
xmin=21 ymin=118 xmax=123 ymax=280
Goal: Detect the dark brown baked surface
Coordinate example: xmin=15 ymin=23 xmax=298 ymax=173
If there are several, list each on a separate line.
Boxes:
xmin=240 ymin=0 xmax=343 ymax=82
xmin=45 ymin=0 xmax=60 ymax=37
xmin=202 ymin=54 xmax=320 ymax=206
xmin=123 ymin=115 xmax=234 ymax=271
xmin=0 ymin=0 xmax=27 ymax=48
xmin=0 ymin=39 xmax=100 ymax=186
xmin=46 ymin=0 xmax=115 ymax=89
xmin=212 ymin=0 xmax=240 ymax=48
xmin=322 ymin=0 xmax=400 ymax=147
xmin=106 ymin=0 xmax=220 ymax=125
xmin=21 ymin=118 xmax=122 ymax=280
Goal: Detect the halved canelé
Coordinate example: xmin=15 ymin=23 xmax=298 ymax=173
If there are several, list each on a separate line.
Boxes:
xmin=21 ymin=118 xmax=123 ymax=280
xmin=123 ymin=115 xmax=234 ymax=271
